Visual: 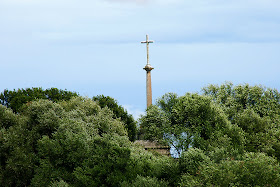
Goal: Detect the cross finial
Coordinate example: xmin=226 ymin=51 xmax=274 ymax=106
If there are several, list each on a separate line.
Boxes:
xmin=141 ymin=34 xmax=154 ymax=65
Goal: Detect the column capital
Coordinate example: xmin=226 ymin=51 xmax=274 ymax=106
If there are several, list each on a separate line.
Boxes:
xmin=143 ymin=64 xmax=154 ymax=71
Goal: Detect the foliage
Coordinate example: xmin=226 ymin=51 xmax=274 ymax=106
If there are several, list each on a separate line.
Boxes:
xmin=203 ymin=83 xmax=280 ymax=159
xmin=179 ymin=152 xmax=280 ymax=186
xmin=0 ymin=104 xmax=18 ymax=129
xmin=138 ymin=83 xmax=280 ymax=186
xmin=93 ymin=95 xmax=137 ymax=141
xmin=1 ymin=83 xmax=280 ymax=186
xmin=0 ymin=87 xmax=78 ymax=113
xmin=202 ymin=82 xmax=280 ymax=121
xmin=125 ymin=146 xmax=180 ymax=186
xmin=120 ymin=175 xmax=169 ymax=187
xmin=0 ymin=96 xmax=176 ymax=187
xmin=139 ymin=93 xmax=245 ymax=157
xmin=50 ymin=180 xmax=70 ymax=187
xmin=0 ymin=97 xmax=129 ymax=186
xmin=179 ymin=148 xmax=211 ymax=176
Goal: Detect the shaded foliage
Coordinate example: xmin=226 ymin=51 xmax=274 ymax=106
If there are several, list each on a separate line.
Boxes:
xmin=202 ymin=82 xmax=280 ymax=122
xmin=203 ymin=83 xmax=280 ymax=159
xmin=0 ymin=97 xmax=175 ymax=187
xmin=93 ymin=95 xmax=137 ymax=141
xmin=139 ymin=83 xmax=280 ymax=186
xmin=1 ymin=83 xmax=280 ymax=186
xmin=0 ymin=87 xmax=78 ymax=113
xmin=179 ymin=151 xmax=280 ymax=186
xmin=140 ymin=93 xmax=245 ymax=157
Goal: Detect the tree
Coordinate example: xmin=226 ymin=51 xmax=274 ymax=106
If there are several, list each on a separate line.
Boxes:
xmin=0 ymin=97 xmax=128 ymax=186
xmin=120 ymin=175 xmax=169 ymax=187
xmin=179 ymin=151 xmax=280 ymax=186
xmin=139 ymin=93 xmax=245 ymax=157
xmin=202 ymin=82 xmax=280 ymax=122
xmin=0 ymin=99 xmax=65 ymax=186
xmin=1 ymin=84 xmax=280 ymax=186
xmin=1 ymin=97 xmax=176 ymax=186
xmin=0 ymin=87 xmax=78 ymax=113
xmin=139 ymin=84 xmax=280 ymax=185
xmin=93 ymin=95 xmax=137 ymax=141
xmin=203 ymin=83 xmax=280 ymax=159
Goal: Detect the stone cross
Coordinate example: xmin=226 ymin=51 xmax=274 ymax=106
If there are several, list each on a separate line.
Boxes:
xmin=141 ymin=34 xmax=154 ymax=108
xmin=141 ymin=34 xmax=154 ymax=65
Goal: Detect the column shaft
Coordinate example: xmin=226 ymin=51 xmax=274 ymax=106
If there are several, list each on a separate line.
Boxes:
xmin=146 ymin=70 xmax=152 ymax=108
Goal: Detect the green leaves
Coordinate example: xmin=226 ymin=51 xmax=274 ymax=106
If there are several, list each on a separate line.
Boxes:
xmin=0 ymin=87 xmax=78 ymax=114
xmin=140 ymin=93 xmax=244 ymax=157
xmin=0 ymin=97 xmax=132 ymax=186
xmin=203 ymin=83 xmax=280 ymax=159
xmin=93 ymin=95 xmax=137 ymax=141
xmin=203 ymin=83 xmax=280 ymax=121
xmin=139 ymin=83 xmax=280 ymax=186
xmin=1 ymin=83 xmax=280 ymax=186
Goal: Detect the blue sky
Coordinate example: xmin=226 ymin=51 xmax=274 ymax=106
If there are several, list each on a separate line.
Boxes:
xmin=1 ymin=0 xmax=280 ymax=118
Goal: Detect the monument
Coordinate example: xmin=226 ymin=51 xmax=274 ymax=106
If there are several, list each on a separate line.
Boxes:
xmin=141 ymin=34 xmax=154 ymax=108
xmin=136 ymin=35 xmax=170 ymax=156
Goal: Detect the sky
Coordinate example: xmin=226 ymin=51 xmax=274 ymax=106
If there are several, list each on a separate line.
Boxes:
xmin=0 ymin=0 xmax=280 ymax=119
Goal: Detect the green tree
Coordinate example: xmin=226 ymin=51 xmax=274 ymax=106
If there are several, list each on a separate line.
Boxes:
xmin=179 ymin=152 xmax=280 ymax=186
xmin=0 ymin=100 xmax=64 ymax=186
xmin=203 ymin=83 xmax=280 ymax=159
xmin=2 ymin=84 xmax=279 ymax=186
xmin=139 ymin=93 xmax=245 ymax=157
xmin=120 ymin=175 xmax=169 ymax=187
xmin=93 ymin=95 xmax=137 ymax=141
xmin=0 ymin=97 xmax=129 ymax=186
xmin=1 ymin=97 xmax=176 ymax=186
xmin=202 ymin=82 xmax=280 ymax=122
xmin=0 ymin=87 xmax=78 ymax=113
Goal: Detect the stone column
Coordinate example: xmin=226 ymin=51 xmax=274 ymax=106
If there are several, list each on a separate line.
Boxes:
xmin=144 ymin=64 xmax=154 ymax=108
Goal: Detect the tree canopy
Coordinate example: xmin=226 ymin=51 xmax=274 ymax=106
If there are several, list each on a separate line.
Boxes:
xmin=203 ymin=82 xmax=280 ymax=159
xmin=0 ymin=88 xmax=137 ymax=141
xmin=0 ymin=87 xmax=78 ymax=113
xmin=0 ymin=97 xmax=174 ymax=186
xmin=139 ymin=92 xmax=244 ymax=158
xmin=139 ymin=83 xmax=280 ymax=186
xmin=1 ymin=83 xmax=280 ymax=186
xmin=93 ymin=95 xmax=137 ymax=141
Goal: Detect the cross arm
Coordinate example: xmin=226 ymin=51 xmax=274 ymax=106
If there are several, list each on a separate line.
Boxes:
xmin=141 ymin=41 xmax=154 ymax=44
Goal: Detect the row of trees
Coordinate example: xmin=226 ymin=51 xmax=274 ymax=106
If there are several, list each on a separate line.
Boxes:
xmin=140 ymin=82 xmax=280 ymax=186
xmin=1 ymin=84 xmax=280 ymax=186
xmin=1 ymin=97 xmax=173 ymax=186
xmin=0 ymin=88 xmax=136 ymax=141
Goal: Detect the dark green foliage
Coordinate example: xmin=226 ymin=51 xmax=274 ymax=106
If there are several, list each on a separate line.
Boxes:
xmin=202 ymin=82 xmax=280 ymax=122
xmin=139 ymin=83 xmax=280 ymax=186
xmin=0 ymin=97 xmax=175 ymax=187
xmin=140 ymin=93 xmax=245 ymax=157
xmin=1 ymin=83 xmax=280 ymax=186
xmin=124 ymin=146 xmax=180 ymax=186
xmin=172 ymin=93 xmax=229 ymax=141
xmin=0 ymin=87 xmax=78 ymax=113
xmin=50 ymin=180 xmax=70 ymax=187
xmin=203 ymin=83 xmax=280 ymax=159
xmin=179 ymin=148 xmax=211 ymax=176
xmin=0 ymin=97 xmax=127 ymax=186
xmin=0 ymin=100 xmax=64 ymax=186
xmin=93 ymin=95 xmax=137 ymax=141
xmin=120 ymin=175 xmax=169 ymax=187
xmin=179 ymin=152 xmax=280 ymax=186
xmin=0 ymin=105 xmax=18 ymax=129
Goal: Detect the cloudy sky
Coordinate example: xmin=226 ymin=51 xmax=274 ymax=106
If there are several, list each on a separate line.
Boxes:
xmin=1 ymin=0 xmax=280 ymax=118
